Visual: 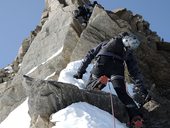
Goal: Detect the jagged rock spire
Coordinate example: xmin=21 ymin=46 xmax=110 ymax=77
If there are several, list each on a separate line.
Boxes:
xmin=0 ymin=0 xmax=170 ymax=127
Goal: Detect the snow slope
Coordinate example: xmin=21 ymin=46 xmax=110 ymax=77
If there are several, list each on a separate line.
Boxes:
xmin=0 ymin=60 xmax=135 ymax=128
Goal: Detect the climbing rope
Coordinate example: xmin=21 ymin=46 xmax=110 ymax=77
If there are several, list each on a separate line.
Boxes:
xmin=108 ymin=82 xmax=116 ymax=128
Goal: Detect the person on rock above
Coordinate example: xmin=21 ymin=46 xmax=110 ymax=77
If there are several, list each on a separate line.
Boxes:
xmin=73 ymin=1 xmax=103 ymax=26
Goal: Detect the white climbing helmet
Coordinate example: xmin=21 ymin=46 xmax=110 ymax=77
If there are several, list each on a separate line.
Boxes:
xmin=122 ymin=34 xmax=140 ymax=49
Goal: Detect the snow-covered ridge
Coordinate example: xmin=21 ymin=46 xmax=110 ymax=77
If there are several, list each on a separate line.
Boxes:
xmin=1 ymin=60 xmax=135 ymax=128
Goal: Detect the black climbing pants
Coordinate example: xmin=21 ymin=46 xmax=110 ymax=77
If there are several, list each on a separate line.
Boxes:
xmin=86 ymin=74 xmax=142 ymax=121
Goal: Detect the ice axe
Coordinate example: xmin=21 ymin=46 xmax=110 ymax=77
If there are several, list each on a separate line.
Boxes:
xmin=139 ymin=83 xmax=156 ymax=108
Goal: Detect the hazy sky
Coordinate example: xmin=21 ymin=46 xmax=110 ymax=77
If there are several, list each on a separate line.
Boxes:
xmin=0 ymin=0 xmax=169 ymax=68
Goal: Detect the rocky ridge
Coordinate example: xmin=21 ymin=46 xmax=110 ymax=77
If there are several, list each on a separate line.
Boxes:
xmin=0 ymin=0 xmax=170 ymax=127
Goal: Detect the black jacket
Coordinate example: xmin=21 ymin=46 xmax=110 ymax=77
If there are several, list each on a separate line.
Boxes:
xmin=77 ymin=36 xmax=144 ymax=85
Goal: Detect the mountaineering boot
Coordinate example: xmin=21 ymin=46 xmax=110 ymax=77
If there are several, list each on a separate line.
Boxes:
xmin=127 ymin=116 xmax=144 ymax=128
xmin=131 ymin=116 xmax=143 ymax=128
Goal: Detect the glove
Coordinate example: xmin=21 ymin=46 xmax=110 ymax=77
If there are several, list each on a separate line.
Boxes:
xmin=73 ymin=72 xmax=83 ymax=79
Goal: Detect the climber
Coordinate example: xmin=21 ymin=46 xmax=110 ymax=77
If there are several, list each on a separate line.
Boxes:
xmin=73 ymin=5 xmax=89 ymax=26
xmin=91 ymin=1 xmax=104 ymax=9
xmin=92 ymin=1 xmax=98 ymax=7
xmin=73 ymin=32 xmax=148 ymax=128
xmin=83 ymin=1 xmax=104 ymax=18
xmin=73 ymin=1 xmax=100 ymax=26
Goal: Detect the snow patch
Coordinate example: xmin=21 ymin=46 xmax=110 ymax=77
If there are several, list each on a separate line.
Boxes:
xmin=51 ymin=102 xmax=127 ymax=128
xmin=0 ymin=99 xmax=30 ymax=128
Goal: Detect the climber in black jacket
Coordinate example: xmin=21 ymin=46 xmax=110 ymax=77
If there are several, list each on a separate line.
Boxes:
xmin=73 ymin=32 xmax=148 ymax=127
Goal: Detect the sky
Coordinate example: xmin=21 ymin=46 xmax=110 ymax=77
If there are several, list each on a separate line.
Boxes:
xmin=0 ymin=0 xmax=170 ymax=68
xmin=0 ymin=60 xmax=135 ymax=128
xmin=0 ymin=1 xmax=44 ymax=68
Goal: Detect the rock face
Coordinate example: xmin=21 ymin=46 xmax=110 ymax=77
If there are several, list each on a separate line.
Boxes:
xmin=0 ymin=0 xmax=170 ymax=127
xmin=23 ymin=75 xmax=127 ymax=128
